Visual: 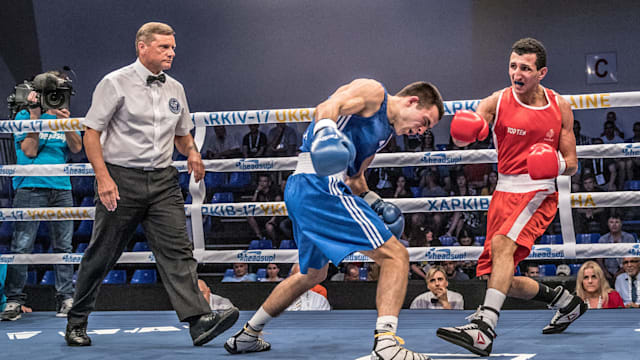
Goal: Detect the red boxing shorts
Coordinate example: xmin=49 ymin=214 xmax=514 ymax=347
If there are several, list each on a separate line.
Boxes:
xmin=476 ymin=189 xmax=558 ymax=277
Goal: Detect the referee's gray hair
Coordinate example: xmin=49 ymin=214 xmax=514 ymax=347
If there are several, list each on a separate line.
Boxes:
xmin=135 ymin=22 xmax=175 ymax=55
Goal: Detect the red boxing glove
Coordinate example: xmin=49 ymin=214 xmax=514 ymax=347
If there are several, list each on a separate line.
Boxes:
xmin=450 ymin=110 xmax=489 ymax=144
xmin=527 ymin=143 xmax=567 ymax=180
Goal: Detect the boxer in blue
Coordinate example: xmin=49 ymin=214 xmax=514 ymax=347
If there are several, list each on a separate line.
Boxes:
xmin=225 ymin=79 xmax=443 ymax=360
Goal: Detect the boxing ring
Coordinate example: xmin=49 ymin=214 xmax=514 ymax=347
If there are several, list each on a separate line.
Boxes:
xmin=1 ymin=91 xmax=640 ymax=359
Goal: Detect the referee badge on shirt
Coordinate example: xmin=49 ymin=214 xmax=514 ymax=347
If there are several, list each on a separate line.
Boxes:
xmin=169 ymin=98 xmax=181 ymax=114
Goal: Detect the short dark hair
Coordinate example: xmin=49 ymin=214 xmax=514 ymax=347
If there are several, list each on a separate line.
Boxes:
xmin=396 ymin=81 xmax=445 ymax=121
xmin=511 ymin=37 xmax=547 ymax=70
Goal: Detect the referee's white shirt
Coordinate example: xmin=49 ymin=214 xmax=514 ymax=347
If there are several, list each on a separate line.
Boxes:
xmin=84 ymin=59 xmax=193 ymax=169
xmin=409 ymin=290 xmax=464 ymax=310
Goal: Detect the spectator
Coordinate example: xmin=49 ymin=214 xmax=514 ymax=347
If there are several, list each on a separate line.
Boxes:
xmin=480 ymin=170 xmax=498 ymax=196
xmin=262 ymin=263 xmax=284 ymax=282
xmin=600 ymin=117 xmax=627 ymax=189
xmin=285 ymin=264 xmax=330 ymax=311
xmin=222 ymin=263 xmax=257 ymax=282
xmin=203 ymin=125 xmax=242 ymax=159
xmin=597 ymin=214 xmax=637 ymax=280
xmin=421 ymin=130 xmax=436 ymax=151
xmin=367 ymin=167 xmax=399 ymax=198
xmin=576 ymin=260 xmax=624 ymax=309
xmin=600 ymin=111 xmax=625 ymax=140
xmin=65 ymin=23 xmax=239 ymax=347
xmin=573 ymin=174 xmax=606 ymax=234
xmin=585 ymin=138 xmax=618 ymax=191
xmin=521 ymin=262 xmax=540 ymax=278
xmin=623 ymin=121 xmax=640 ymax=182
xmin=442 ymin=261 xmax=470 ymax=281
xmin=1 ymin=73 xmax=82 ymax=322
xmin=393 ymin=175 xmax=413 ymax=198
xmin=614 ymin=257 xmax=640 ymax=308
xmin=242 ymin=124 xmax=268 ymax=158
xmin=453 ymin=230 xmax=479 ymax=279
xmin=267 ymin=123 xmax=298 ymax=157
xmin=410 ymin=266 xmax=464 ymax=309
xmin=420 ymin=169 xmax=447 ymax=197
xmin=344 ymin=263 xmax=361 ymax=282
xmin=446 ymin=173 xmax=483 ymax=238
xmin=573 ymin=119 xmax=592 ymax=146
xmin=247 ymin=174 xmax=283 ymax=241
xmin=403 ymin=133 xmax=424 ymax=152
xmin=198 ymin=279 xmax=235 ymax=311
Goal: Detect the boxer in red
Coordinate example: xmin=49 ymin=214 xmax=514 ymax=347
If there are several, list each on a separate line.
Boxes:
xmin=437 ymin=38 xmax=587 ymax=357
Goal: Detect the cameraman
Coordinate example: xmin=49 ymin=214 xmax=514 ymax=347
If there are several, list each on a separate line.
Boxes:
xmin=0 ymin=72 xmax=82 ymax=322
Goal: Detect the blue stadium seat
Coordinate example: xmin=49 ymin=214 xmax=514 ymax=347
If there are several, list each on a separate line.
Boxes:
xmin=75 ymin=243 xmax=89 ymax=253
xmin=135 ymin=224 xmax=145 ymax=236
xmin=211 ymin=192 xmax=234 ymax=203
xmin=37 ymin=222 xmax=49 ymax=239
xmin=248 ymin=240 xmax=261 ymax=249
xmin=539 ymin=264 xmax=557 ymax=277
xmin=410 ymin=186 xmax=422 ymax=198
xmin=624 ymin=180 xmax=640 ymax=191
xmin=72 ymin=271 xmax=78 ymax=285
xmin=589 ymin=233 xmax=601 ymax=243
xmin=224 ymin=268 xmax=234 ymax=277
xmin=223 ymin=172 xmax=252 ymax=191
xmin=0 ymin=244 xmax=9 ymax=254
xmin=40 ymin=270 xmax=55 ymax=285
xmin=130 ymin=269 xmax=157 ymax=284
xmin=179 ymin=172 xmax=190 ymax=191
xmin=204 ymin=172 xmax=227 ymax=191
xmin=102 ymin=270 xmax=126 ymax=284
xmin=0 ymin=221 xmax=14 ymax=242
xmin=32 ymin=243 xmax=44 ymax=254
xmin=80 ymin=196 xmax=94 ymax=207
xmin=256 ymin=268 xmax=267 ymax=281
xmin=279 ymin=240 xmax=297 ymax=249
xmin=185 ymin=194 xmax=192 ymax=204
xmin=436 ymin=144 xmax=448 ymax=151
xmin=514 ymin=266 xmax=521 ymax=276
xmin=26 ymin=270 xmax=38 ymax=285
xmin=569 ymin=263 xmax=582 ymax=275
xmin=259 ymin=239 xmax=273 ymax=249
xmin=402 ymin=166 xmax=417 ymax=181
xmin=576 ymin=233 xmax=591 ymax=244
xmin=132 ymin=242 xmax=150 ymax=252
xmin=438 ymin=236 xmax=456 ymax=246
xmin=74 ymin=220 xmax=93 ymax=240
xmin=475 ymin=236 xmax=486 ymax=246
xmin=542 ymin=234 xmax=563 ymax=244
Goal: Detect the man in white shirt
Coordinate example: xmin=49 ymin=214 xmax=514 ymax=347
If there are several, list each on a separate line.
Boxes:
xmin=64 ymin=22 xmax=238 ymax=347
xmin=615 ymin=257 xmax=640 ymax=308
xmin=410 ymin=266 xmax=464 ymax=310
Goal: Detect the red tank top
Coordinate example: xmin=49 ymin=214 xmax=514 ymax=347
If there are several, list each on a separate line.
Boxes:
xmin=493 ymin=87 xmax=562 ymax=175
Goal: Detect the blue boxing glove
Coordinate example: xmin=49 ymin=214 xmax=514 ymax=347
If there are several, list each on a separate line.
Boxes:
xmin=310 ymin=119 xmax=356 ymax=176
xmin=361 ymin=191 xmax=405 ymax=239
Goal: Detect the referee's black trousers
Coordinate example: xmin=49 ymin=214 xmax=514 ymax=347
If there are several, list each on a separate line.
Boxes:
xmin=68 ymin=164 xmax=210 ymax=324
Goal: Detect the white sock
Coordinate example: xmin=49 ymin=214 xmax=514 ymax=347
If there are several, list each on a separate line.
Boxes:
xmin=376 ymin=315 xmax=398 ymax=334
xmin=481 ymin=288 xmax=506 ymax=329
xmin=555 ymin=289 xmax=573 ymax=308
xmin=247 ymin=306 xmax=272 ymax=332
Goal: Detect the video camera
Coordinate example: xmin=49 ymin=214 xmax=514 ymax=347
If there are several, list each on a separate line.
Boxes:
xmin=7 ymin=71 xmax=74 ymax=119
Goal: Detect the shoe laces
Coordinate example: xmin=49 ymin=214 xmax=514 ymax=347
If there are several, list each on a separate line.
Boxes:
xmin=374 ymin=331 xmax=405 ymax=345
xmin=4 ymin=302 xmax=20 ymax=312
xmin=465 ymin=306 xmax=483 ymax=322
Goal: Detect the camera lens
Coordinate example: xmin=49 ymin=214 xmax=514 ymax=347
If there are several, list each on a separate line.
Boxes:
xmin=44 ymin=91 xmax=64 ymax=108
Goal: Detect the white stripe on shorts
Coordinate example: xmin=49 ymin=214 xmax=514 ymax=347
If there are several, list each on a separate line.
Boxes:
xmin=506 ymin=189 xmax=553 ymax=241
xmin=328 ymin=177 xmax=384 ymax=248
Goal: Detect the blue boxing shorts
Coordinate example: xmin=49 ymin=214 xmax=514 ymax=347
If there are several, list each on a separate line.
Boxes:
xmin=284 ymin=172 xmax=393 ymax=275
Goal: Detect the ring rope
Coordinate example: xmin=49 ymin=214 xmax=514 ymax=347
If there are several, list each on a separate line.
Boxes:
xmin=1 ymin=91 xmax=639 ymax=133
xmin=1 ymin=143 xmax=638 ymax=176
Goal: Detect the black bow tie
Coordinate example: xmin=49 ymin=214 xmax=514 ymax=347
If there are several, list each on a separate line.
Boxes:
xmin=146 ymin=73 xmax=166 ymax=85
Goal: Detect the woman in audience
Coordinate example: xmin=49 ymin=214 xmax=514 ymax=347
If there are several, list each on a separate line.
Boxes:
xmin=263 ymin=263 xmax=284 ymax=282
xmin=393 ymin=175 xmax=413 ymax=198
xmin=576 ymin=260 xmax=624 ymax=309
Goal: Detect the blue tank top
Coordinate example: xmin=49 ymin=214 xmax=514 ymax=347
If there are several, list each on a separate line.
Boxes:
xmin=299 ymin=91 xmax=394 ymax=177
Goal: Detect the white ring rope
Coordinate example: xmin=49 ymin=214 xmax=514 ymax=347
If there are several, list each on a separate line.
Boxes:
xmin=2 ymin=243 xmax=640 ymax=265
xmin=1 ymin=91 xmax=639 ymax=132
xmin=1 ymin=91 xmax=639 ymax=266
xmin=1 ymin=143 xmax=638 ymax=176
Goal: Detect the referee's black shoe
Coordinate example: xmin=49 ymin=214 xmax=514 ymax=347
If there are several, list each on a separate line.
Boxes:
xmin=189 ymin=307 xmax=240 ymax=346
xmin=65 ymin=322 xmax=91 ymax=346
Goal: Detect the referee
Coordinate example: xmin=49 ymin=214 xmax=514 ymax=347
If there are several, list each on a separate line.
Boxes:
xmin=64 ymin=22 xmax=238 ymax=347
